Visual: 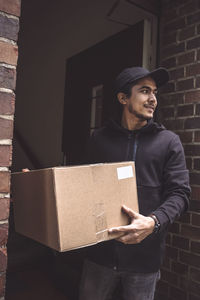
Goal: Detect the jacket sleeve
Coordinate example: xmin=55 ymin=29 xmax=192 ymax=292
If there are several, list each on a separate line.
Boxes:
xmin=152 ymin=134 xmax=191 ymax=233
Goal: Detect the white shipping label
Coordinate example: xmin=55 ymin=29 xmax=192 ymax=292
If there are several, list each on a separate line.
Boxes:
xmin=117 ymin=166 xmax=133 ymax=180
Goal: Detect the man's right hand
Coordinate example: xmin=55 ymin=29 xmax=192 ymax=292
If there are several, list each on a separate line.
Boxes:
xmin=22 ymin=168 xmax=30 ymax=172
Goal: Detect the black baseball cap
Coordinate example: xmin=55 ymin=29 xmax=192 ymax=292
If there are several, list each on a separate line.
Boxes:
xmin=115 ymin=66 xmax=169 ymax=94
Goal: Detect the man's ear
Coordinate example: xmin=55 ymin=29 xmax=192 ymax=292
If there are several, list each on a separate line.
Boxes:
xmin=117 ymin=92 xmax=127 ymax=105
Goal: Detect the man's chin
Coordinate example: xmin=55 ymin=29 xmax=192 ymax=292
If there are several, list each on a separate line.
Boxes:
xmin=137 ymin=114 xmax=153 ymax=121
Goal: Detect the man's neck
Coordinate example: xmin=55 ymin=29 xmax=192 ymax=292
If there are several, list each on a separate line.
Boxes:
xmin=121 ymin=114 xmax=147 ymax=131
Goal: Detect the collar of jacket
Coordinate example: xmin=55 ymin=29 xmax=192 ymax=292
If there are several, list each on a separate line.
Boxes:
xmin=106 ymin=119 xmax=165 ymax=136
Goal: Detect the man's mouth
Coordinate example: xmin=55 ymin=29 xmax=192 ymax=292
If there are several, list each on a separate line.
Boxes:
xmin=144 ymin=104 xmax=155 ymax=111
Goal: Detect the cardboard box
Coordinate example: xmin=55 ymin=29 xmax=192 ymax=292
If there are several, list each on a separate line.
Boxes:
xmin=12 ymin=162 xmax=138 ymax=252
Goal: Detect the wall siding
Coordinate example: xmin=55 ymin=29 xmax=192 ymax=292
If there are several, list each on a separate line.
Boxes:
xmin=0 ymin=0 xmax=20 ymax=298
xmin=156 ymin=0 xmax=200 ymax=299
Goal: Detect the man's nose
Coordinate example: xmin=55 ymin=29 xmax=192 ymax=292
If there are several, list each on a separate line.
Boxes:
xmin=149 ymin=92 xmax=157 ymax=103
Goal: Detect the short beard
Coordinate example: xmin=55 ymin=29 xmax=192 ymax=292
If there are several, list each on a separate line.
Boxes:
xmin=128 ymin=103 xmax=152 ymax=121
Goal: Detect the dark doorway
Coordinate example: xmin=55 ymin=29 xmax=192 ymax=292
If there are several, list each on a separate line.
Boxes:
xmin=62 ymin=21 xmax=144 ymax=165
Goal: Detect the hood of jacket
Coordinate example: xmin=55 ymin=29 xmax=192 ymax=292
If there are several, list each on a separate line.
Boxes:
xmin=106 ymin=118 xmax=165 ymax=136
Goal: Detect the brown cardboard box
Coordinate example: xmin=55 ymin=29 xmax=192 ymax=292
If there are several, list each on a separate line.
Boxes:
xmin=12 ymin=162 xmax=138 ymax=252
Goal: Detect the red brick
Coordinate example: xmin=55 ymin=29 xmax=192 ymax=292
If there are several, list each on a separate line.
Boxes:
xmin=178 ymin=131 xmax=193 ymax=143
xmin=187 ymin=37 xmax=200 ymax=50
xmin=185 ymin=144 xmax=200 ymax=156
xmin=190 ymin=267 xmax=200 ymax=283
xmin=191 ymin=240 xmax=200 ymax=254
xmin=186 ymin=157 xmax=192 ymax=169
xmin=161 ymin=57 xmax=176 ymax=69
xmin=0 ymin=66 xmax=16 ymax=90
xmin=179 ymin=25 xmax=196 ymax=41
xmin=196 ymin=76 xmax=200 ymax=88
xmin=0 ymin=0 xmax=21 ymax=17
xmin=0 ymin=198 xmax=9 ymax=221
xmin=192 ymin=186 xmax=200 ymax=200
xmin=198 ymin=23 xmax=200 ymax=35
xmin=161 ymin=269 xmax=178 ymax=285
xmin=192 ymin=213 xmax=200 ymax=226
xmin=187 ymin=11 xmax=200 ymax=25
xmin=162 ymin=0 xmax=188 ymax=10
xmin=159 ymin=93 xmax=184 ymax=105
xmin=0 ymin=41 xmax=18 ymax=66
xmin=197 ymin=49 xmax=200 ymax=61
xmin=163 ymin=118 xmax=184 ymax=130
xmin=194 ymin=158 xmax=200 ymax=170
xmin=0 ymin=224 xmax=8 ymax=246
xmin=179 ymin=0 xmax=200 ymax=16
xmin=177 ymin=78 xmax=194 ymax=91
xmin=0 ymin=145 xmax=12 ymax=167
xmin=162 ymin=32 xmax=177 ymax=47
xmin=162 ymin=9 xmax=178 ymax=23
xmin=184 ymin=117 xmax=200 ymax=129
xmin=179 ymin=276 xmax=190 ymax=291
xmin=156 ymin=278 xmax=169 ymax=295
xmin=189 ymin=294 xmax=200 ymax=300
xmin=0 ymin=273 xmax=6 ymax=297
xmin=0 ymin=248 xmax=7 ymax=272
xmin=177 ymin=51 xmax=195 ymax=66
xmin=189 ymin=200 xmax=200 ymax=212
xmin=160 ymin=82 xmax=175 ymax=93
xmin=189 ymin=280 xmax=200 ymax=296
xmin=0 ymin=172 xmax=10 ymax=193
xmin=196 ymin=103 xmax=200 ymax=115
xmin=171 ymin=261 xmax=188 ymax=275
xmin=166 ymin=233 xmax=171 ymax=245
xmin=186 ymin=63 xmax=200 ymax=77
xmin=0 ymin=118 xmax=13 ymax=139
xmin=0 ymin=92 xmax=15 ymax=115
xmin=163 ymin=257 xmax=171 ymax=270
xmin=180 ymin=251 xmax=200 ymax=268
xmin=181 ymin=224 xmax=199 ymax=239
xmin=194 ymin=131 xmax=200 ymax=142
xmin=0 ymin=14 xmax=19 ymax=41
xmin=165 ymin=245 xmax=178 ymax=259
xmin=161 ymin=42 xmax=185 ymax=58
xmin=170 ymin=286 xmax=187 ymax=300
xmin=164 ymin=17 xmax=186 ymax=33
xmin=172 ymin=235 xmax=189 ymax=250
xmin=185 ymin=90 xmax=200 ymax=103
xmin=177 ymin=104 xmax=194 ymax=116
xmin=170 ymin=67 xmax=184 ymax=80
xmin=161 ymin=106 xmax=175 ymax=118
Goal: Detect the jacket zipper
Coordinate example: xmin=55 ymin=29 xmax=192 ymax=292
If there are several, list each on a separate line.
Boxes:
xmin=126 ymin=134 xmax=132 ymax=160
xmin=133 ymin=133 xmax=139 ymax=161
xmin=126 ymin=133 xmax=139 ymax=161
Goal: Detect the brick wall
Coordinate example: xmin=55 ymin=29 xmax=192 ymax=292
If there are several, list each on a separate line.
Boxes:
xmin=156 ymin=0 xmax=200 ymax=299
xmin=0 ymin=0 xmax=21 ymax=298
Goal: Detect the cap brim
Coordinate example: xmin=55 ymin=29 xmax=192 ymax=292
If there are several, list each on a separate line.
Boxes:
xmin=148 ymin=67 xmax=169 ymax=88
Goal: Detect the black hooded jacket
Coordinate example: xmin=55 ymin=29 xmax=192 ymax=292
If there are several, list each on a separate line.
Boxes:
xmin=84 ymin=119 xmax=190 ymax=272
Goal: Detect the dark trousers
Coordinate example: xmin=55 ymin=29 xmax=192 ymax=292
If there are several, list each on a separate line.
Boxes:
xmin=79 ymin=260 xmax=160 ymax=300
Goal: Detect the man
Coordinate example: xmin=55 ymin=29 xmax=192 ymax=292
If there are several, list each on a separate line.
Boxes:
xmin=79 ymin=67 xmax=190 ymax=300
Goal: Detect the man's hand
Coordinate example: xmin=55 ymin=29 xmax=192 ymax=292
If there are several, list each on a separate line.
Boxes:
xmin=22 ymin=168 xmax=30 ymax=172
xmin=108 ymin=205 xmax=155 ymax=244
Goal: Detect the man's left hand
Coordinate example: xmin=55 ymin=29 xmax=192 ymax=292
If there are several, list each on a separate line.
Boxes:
xmin=108 ymin=205 xmax=155 ymax=244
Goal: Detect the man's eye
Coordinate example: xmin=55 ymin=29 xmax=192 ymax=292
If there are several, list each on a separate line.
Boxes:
xmin=142 ymin=89 xmax=148 ymax=94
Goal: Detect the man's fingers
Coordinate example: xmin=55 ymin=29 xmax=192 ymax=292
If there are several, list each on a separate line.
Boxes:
xmin=108 ymin=225 xmax=134 ymax=233
xmin=117 ymin=233 xmax=140 ymax=244
xmin=22 ymin=168 xmax=30 ymax=172
xmin=122 ymin=205 xmax=138 ymax=219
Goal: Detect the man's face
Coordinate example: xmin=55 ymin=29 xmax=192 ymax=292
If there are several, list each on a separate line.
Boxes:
xmin=124 ymin=77 xmax=158 ymax=120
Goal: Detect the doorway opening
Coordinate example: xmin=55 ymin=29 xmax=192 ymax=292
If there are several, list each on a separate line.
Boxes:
xmin=7 ymin=1 xmax=158 ymax=299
